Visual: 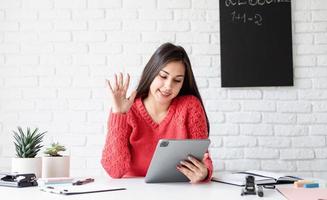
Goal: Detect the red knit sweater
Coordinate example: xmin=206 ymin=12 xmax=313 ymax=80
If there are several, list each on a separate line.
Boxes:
xmin=101 ymin=95 xmax=213 ymax=181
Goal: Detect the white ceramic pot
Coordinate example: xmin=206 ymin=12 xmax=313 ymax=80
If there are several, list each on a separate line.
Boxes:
xmin=11 ymin=157 xmax=42 ymax=178
xmin=42 ymin=156 xmax=70 ymax=178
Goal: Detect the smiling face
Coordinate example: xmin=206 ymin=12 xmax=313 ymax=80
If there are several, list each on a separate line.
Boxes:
xmin=148 ymin=61 xmax=185 ymax=105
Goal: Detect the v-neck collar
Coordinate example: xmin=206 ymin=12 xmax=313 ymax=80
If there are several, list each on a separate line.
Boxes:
xmin=136 ymin=98 xmax=176 ymax=129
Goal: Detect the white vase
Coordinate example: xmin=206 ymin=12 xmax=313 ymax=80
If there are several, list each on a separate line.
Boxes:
xmin=42 ymin=156 xmax=70 ymax=178
xmin=11 ymin=157 xmax=42 ymax=178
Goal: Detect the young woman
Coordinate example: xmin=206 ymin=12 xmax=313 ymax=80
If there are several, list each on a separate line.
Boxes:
xmin=101 ymin=43 xmax=213 ymax=183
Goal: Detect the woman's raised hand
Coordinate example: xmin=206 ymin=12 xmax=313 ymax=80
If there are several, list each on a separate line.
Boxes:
xmin=107 ymin=73 xmax=137 ymax=113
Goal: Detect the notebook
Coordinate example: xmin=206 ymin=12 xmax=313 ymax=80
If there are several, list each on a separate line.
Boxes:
xmin=212 ymin=170 xmax=301 ymax=186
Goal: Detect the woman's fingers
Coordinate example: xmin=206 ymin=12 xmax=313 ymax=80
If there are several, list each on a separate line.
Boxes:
xmin=114 ymin=74 xmax=119 ymax=90
xmin=109 ymin=72 xmax=134 ymax=98
xmin=187 ymin=156 xmax=204 ymax=169
xmin=188 ymin=156 xmax=208 ymax=178
xmin=177 ymin=165 xmax=194 ymax=181
xmin=106 ymin=79 xmax=113 ymax=94
xmin=180 ymin=160 xmax=198 ymax=172
xmin=119 ymin=72 xmax=123 ymax=89
xmin=123 ymin=73 xmax=130 ymax=91
xmin=177 ymin=156 xmax=209 ymax=183
xmin=177 ymin=165 xmax=201 ymax=184
xmin=112 ymin=73 xmax=130 ymax=92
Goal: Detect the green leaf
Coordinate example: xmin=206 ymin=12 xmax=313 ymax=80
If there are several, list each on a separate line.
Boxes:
xmin=12 ymin=126 xmax=46 ymax=158
xmin=18 ymin=147 xmax=23 ymax=157
xmin=17 ymin=126 xmax=23 ymax=134
xmin=31 ymin=128 xmax=39 ymax=137
xmin=27 ymin=127 xmax=31 ymax=140
xmin=25 ymin=142 xmax=32 ymax=150
xmin=25 ymin=148 xmax=32 ymax=156
xmin=13 ymin=131 xmax=21 ymax=142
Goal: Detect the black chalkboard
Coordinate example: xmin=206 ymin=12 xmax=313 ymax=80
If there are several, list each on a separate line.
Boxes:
xmin=220 ymin=0 xmax=293 ymax=87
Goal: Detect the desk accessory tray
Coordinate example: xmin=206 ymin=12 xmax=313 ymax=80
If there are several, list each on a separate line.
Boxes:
xmin=0 ymin=172 xmax=38 ymax=187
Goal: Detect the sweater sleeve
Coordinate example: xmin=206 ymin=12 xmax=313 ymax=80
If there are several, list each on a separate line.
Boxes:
xmin=186 ymin=96 xmax=213 ymax=182
xmin=101 ymin=112 xmax=132 ymax=178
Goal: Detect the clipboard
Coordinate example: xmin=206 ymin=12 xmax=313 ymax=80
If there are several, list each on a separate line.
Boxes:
xmin=40 ymin=185 xmax=126 ymax=195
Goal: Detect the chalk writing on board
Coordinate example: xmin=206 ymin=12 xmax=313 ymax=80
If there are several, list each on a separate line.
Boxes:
xmin=225 ymin=0 xmax=291 ymax=7
xmin=224 ymin=0 xmax=291 ymax=26
xmin=231 ymin=11 xmax=262 ymax=26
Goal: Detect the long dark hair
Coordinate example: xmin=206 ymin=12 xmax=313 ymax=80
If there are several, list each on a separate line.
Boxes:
xmin=135 ymin=42 xmax=210 ymax=134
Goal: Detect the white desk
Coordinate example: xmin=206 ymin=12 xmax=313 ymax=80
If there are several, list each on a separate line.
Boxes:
xmin=0 ymin=177 xmax=287 ymax=200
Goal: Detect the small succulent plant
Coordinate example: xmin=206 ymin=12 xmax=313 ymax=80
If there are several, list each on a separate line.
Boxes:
xmin=44 ymin=142 xmax=66 ymax=157
xmin=13 ymin=127 xmax=46 ymax=158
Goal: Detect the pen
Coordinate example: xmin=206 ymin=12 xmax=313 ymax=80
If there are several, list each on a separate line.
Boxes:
xmin=40 ymin=186 xmax=127 ymax=195
xmin=72 ymin=178 xmax=95 ymax=185
xmin=62 ymin=188 xmax=126 ymax=195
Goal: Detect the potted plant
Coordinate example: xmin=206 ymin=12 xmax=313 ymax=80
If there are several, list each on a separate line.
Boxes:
xmin=12 ymin=127 xmax=46 ymax=178
xmin=42 ymin=142 xmax=70 ymax=178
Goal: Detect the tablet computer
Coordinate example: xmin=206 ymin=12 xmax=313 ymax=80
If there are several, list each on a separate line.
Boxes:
xmin=145 ymin=139 xmax=210 ymax=183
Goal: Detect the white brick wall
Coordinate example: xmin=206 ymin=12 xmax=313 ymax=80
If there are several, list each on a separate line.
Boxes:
xmin=0 ymin=0 xmax=326 ymax=179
